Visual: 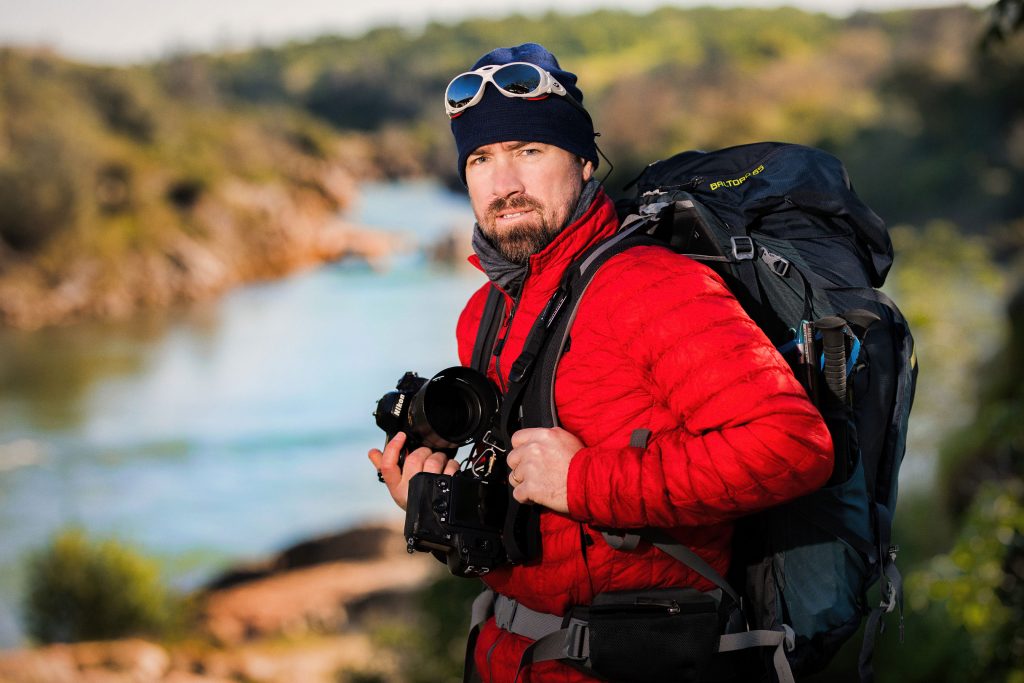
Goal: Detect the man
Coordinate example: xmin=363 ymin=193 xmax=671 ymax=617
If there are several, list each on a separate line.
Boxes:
xmin=369 ymin=43 xmax=833 ymax=683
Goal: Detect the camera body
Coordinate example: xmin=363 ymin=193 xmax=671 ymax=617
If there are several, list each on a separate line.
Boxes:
xmin=375 ymin=367 xmax=527 ymax=576
xmin=404 ymin=470 xmax=507 ymax=576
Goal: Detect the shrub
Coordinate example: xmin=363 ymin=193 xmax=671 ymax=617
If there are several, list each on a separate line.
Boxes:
xmin=23 ymin=528 xmax=177 ymax=643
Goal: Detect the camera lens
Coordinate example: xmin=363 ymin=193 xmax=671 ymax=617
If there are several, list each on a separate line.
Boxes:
xmin=410 ymin=367 xmax=499 ymax=449
xmin=424 ymin=380 xmax=484 ymax=441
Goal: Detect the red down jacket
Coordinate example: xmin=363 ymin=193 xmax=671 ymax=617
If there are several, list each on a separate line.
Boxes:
xmin=455 ymin=188 xmax=834 ymax=683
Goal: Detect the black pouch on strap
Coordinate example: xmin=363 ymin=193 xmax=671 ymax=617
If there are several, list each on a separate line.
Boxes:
xmin=586 ymin=588 xmax=723 ymax=683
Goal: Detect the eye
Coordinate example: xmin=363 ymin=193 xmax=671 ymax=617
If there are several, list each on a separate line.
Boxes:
xmin=468 ymin=154 xmax=490 ymax=165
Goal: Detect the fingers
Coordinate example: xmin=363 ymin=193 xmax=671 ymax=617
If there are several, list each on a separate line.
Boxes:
xmin=511 ymin=428 xmax=544 ymax=448
xmin=420 ymin=450 xmax=450 ymax=475
xmin=381 ymin=431 xmax=407 ymax=469
xmin=509 ymin=463 xmax=538 ymax=505
xmin=402 ymin=446 xmax=443 ymax=473
xmin=512 ymin=482 xmax=531 ymax=505
xmin=508 ymin=460 xmax=534 ymax=489
xmin=505 ymin=427 xmax=578 ymax=514
xmin=506 ymin=448 xmax=521 ymax=471
xmin=369 ymin=432 xmax=407 ymax=486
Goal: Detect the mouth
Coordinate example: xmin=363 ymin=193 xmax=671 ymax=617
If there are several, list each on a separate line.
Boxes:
xmin=496 ymin=209 xmax=533 ymax=222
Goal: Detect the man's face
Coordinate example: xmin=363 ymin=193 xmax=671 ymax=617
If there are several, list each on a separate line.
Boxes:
xmin=466 ymin=141 xmax=594 ymax=264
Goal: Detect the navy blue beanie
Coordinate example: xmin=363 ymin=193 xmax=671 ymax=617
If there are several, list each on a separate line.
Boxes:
xmin=450 ymin=43 xmax=598 ymax=185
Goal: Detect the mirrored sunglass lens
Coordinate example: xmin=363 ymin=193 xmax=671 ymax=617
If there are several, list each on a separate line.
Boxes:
xmin=493 ymin=64 xmax=543 ymax=95
xmin=447 ymin=74 xmax=483 ymax=109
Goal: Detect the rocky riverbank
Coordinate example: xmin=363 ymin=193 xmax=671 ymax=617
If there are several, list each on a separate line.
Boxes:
xmin=0 ymin=48 xmax=418 ymax=332
xmin=0 ymin=523 xmax=445 ymax=683
xmin=0 ymin=164 xmax=409 ymax=331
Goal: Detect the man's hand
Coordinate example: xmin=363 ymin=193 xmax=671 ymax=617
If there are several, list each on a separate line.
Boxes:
xmin=506 ymin=427 xmax=584 ymax=513
xmin=368 ymin=432 xmax=459 ymax=511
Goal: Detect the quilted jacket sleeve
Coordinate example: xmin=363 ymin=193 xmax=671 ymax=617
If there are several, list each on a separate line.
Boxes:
xmin=564 ymin=246 xmax=834 ymax=529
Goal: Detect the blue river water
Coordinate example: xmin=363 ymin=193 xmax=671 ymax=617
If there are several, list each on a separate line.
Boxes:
xmin=0 ymin=180 xmax=482 ymax=647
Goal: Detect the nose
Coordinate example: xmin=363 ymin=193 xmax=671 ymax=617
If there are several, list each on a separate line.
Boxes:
xmin=491 ymin=158 xmax=525 ymax=199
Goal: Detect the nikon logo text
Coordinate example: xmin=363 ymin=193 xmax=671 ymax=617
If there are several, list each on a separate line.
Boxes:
xmin=392 ymin=394 xmax=406 ymax=417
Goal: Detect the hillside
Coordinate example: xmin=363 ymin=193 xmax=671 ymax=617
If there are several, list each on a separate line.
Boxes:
xmin=0 ymin=49 xmax=400 ymax=329
xmin=2 ymin=4 xmax=1023 ymax=329
xmin=193 ymin=4 xmax=1024 ymax=233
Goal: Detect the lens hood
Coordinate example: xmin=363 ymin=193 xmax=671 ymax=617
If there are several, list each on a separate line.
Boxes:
xmin=408 ymin=366 xmax=500 ymax=450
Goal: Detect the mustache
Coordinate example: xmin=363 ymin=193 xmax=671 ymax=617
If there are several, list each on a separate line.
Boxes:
xmin=487 ymin=194 xmax=541 ymax=217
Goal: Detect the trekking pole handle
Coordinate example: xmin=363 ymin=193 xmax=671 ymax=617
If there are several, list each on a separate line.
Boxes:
xmin=814 ymin=316 xmax=848 ymax=405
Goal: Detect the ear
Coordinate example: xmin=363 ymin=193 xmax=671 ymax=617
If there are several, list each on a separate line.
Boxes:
xmin=581 ymin=159 xmax=595 ymax=182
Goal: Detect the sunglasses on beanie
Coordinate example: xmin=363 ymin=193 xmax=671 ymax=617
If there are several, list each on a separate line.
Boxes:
xmin=444 ymin=62 xmax=582 ymax=118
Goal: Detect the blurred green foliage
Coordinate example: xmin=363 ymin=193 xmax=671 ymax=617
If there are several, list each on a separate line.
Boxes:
xmin=0 ymin=47 xmax=357 ymax=268
xmin=940 ymin=285 xmax=1024 ymax=515
xmin=885 ymin=223 xmax=1008 ymax=476
xmin=908 ymin=481 xmax=1024 ymax=680
xmin=0 ymin=47 xmax=373 ymax=328
xmin=176 ymin=4 xmax=1024 ymax=237
xmin=900 ymin=282 xmax=1024 ymax=680
xmin=3 ymin=5 xmax=1024 ymax=325
xmin=23 ymin=528 xmax=184 ymax=644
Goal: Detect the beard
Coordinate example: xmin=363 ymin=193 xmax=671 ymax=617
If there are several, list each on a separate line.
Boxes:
xmin=478 ymin=194 xmax=564 ymax=265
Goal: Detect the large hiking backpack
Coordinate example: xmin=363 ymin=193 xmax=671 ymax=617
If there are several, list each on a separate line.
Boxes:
xmin=473 ymin=142 xmax=917 ymax=682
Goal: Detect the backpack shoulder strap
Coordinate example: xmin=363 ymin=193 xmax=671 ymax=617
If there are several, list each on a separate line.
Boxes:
xmin=518 ymin=214 xmax=660 ymax=429
xmin=471 ymin=285 xmax=506 ymax=374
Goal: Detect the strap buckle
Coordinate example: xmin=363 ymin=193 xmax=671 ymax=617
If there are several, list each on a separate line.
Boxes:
xmin=881 ymin=545 xmax=900 ymax=614
xmin=730 ymin=236 xmax=755 ymax=261
xmin=564 ymin=617 xmax=590 ymax=661
xmin=468 ymin=430 xmax=506 ymax=478
xmin=639 ymin=198 xmax=671 ymax=216
xmin=759 ymin=247 xmax=791 ymax=277
xmin=881 ymin=583 xmax=898 ymax=614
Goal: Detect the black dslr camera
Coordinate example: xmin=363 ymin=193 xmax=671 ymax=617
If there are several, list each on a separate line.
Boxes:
xmin=373 ymin=366 xmax=500 ymax=460
xmin=374 ymin=367 xmax=519 ymax=576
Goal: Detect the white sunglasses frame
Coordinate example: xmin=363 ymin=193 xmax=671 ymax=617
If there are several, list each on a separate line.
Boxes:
xmin=444 ymin=62 xmax=570 ymax=118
